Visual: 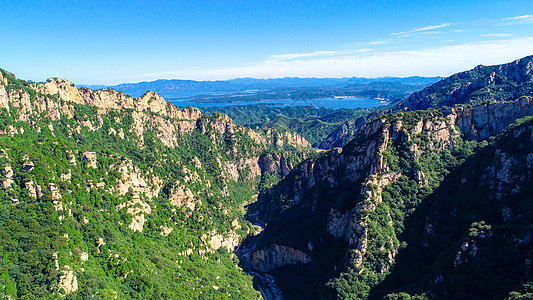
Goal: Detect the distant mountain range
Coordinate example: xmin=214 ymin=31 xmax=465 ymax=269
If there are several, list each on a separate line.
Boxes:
xmin=83 ymin=76 xmax=443 ymax=98
xmin=1 ymin=54 xmax=533 ymax=299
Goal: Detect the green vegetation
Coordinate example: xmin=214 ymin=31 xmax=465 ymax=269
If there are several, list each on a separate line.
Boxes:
xmin=1 ymin=58 xmax=532 ymax=300
xmin=201 ymin=105 xmax=374 ymax=147
xmin=1 ymin=69 xmax=40 ymax=100
xmin=326 ymin=113 xmax=481 ymax=299
xmin=0 ymin=115 xmax=263 ymax=299
xmin=398 ymin=56 xmax=533 ymax=110
xmin=249 ymin=108 xmax=533 ymax=299
xmin=370 ymin=117 xmax=533 ymax=299
xmin=0 ymin=75 xmax=319 ymax=298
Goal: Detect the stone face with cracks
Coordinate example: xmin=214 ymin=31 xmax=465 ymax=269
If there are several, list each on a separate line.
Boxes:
xmin=251 ymin=244 xmax=311 ymax=272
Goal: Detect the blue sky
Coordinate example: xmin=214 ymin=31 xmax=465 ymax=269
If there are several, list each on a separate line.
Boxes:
xmin=1 ymin=0 xmax=532 ymax=84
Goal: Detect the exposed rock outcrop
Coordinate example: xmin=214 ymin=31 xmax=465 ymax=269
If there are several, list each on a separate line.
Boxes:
xmin=258 ymin=152 xmax=294 ymax=177
xmin=318 ymin=117 xmax=367 ymax=150
xmin=208 ymin=230 xmax=240 ymax=252
xmin=169 ymin=184 xmax=196 ymax=210
xmin=82 ymin=152 xmax=97 ymax=168
xmin=0 ymin=72 xmax=9 ymax=112
xmin=50 ymin=252 xmax=78 ymax=296
xmin=447 ymin=96 xmax=533 ymax=140
xmin=160 ymin=225 xmax=174 ymax=236
xmin=115 ymin=159 xmax=161 ymax=200
xmin=25 ymin=181 xmax=42 ymax=199
xmin=116 ymin=193 xmax=151 ymax=232
xmin=57 ymin=265 xmax=78 ymax=296
xmin=2 ymin=164 xmax=14 ymax=188
xmin=251 ymin=244 xmax=311 ymax=272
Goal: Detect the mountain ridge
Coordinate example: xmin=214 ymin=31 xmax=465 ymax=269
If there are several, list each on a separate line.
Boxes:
xmin=0 ymin=68 xmax=313 ymax=299
xmin=244 ymin=56 xmax=533 ymax=299
xmin=246 ymin=101 xmax=532 ymax=299
xmin=316 ymin=54 xmax=533 ymax=150
xmin=395 ymin=55 xmax=533 ymax=111
xmin=83 ymin=76 xmax=443 ymax=98
xmin=1 ymin=55 xmax=533 ymax=299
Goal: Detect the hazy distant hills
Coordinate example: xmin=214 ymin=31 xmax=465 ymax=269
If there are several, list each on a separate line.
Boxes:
xmin=83 ymin=76 xmax=443 ymax=98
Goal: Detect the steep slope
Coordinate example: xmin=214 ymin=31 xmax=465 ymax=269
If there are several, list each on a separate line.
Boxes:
xmin=201 ymin=105 xmax=373 ymax=148
xmin=317 ymin=56 xmax=533 ymax=152
xmin=246 ymin=97 xmax=532 ymax=299
xmin=0 ymin=69 xmax=311 ymax=299
xmin=317 ymin=116 xmax=367 ymax=149
xmin=395 ymin=55 xmax=533 ymax=111
xmin=373 ymin=116 xmax=533 ymax=299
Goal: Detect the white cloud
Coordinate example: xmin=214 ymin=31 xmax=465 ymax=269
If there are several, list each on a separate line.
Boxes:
xmin=269 ymin=50 xmax=341 ymax=61
xmin=501 ymin=15 xmax=533 ymax=24
xmin=268 ymin=49 xmax=373 ymax=62
xmin=480 ymin=33 xmax=511 ymax=37
xmin=365 ymin=41 xmax=389 ymax=45
xmin=349 ymin=40 xmax=389 ymax=46
xmin=113 ymin=37 xmax=533 ymax=83
xmin=391 ymin=23 xmax=452 ymax=37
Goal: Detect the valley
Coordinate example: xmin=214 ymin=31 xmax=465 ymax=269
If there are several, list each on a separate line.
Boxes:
xmin=0 ymin=55 xmax=532 ymax=299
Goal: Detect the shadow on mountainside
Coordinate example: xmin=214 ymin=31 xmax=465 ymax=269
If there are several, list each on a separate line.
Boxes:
xmin=369 ymin=120 xmax=533 ymax=299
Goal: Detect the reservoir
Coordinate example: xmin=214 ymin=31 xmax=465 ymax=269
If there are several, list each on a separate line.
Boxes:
xmin=169 ymin=97 xmax=387 ymax=110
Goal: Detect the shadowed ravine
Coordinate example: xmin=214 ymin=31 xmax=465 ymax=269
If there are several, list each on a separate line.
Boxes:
xmin=237 ymin=206 xmax=283 ymax=300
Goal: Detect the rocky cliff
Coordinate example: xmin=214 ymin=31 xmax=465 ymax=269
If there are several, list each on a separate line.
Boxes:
xmin=316 ymin=56 xmax=533 ymax=151
xmin=0 ymin=71 xmax=310 ymax=150
xmin=317 ymin=117 xmax=367 ymax=150
xmin=0 ymin=68 xmax=315 ymax=299
xmin=449 ymin=96 xmax=533 ymax=140
xmin=371 ymin=116 xmax=533 ymax=299
xmin=247 ymin=96 xmax=533 ymax=298
xmin=251 ymin=244 xmax=311 ymax=272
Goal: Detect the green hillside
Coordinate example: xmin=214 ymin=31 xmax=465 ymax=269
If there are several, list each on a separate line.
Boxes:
xmin=0 ymin=69 xmax=311 ymax=299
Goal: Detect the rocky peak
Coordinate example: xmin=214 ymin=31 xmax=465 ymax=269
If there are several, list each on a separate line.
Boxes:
xmin=0 ymin=70 xmax=6 ymax=86
xmin=38 ymin=78 xmax=84 ymax=103
xmin=493 ymin=54 xmax=533 ymax=83
xmin=212 ymin=112 xmax=236 ymax=135
xmin=138 ymin=91 xmax=170 ymax=115
xmin=137 ymin=90 xmax=203 ymax=120
xmin=258 ymin=152 xmax=293 ymax=177
xmin=28 ymin=78 xmax=202 ymax=123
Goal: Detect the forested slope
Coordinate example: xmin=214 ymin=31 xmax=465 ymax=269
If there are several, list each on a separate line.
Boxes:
xmin=0 ymin=69 xmax=311 ymax=299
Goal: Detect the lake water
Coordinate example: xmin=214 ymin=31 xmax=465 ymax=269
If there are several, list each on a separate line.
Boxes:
xmin=169 ymin=97 xmax=387 ymax=110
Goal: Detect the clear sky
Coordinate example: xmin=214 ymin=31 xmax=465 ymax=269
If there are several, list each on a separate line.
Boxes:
xmin=1 ymin=0 xmax=532 ymax=84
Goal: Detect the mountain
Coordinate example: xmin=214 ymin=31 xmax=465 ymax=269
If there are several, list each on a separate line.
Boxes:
xmin=318 ymin=55 xmax=533 ymax=151
xmin=244 ymin=56 xmax=533 ymax=299
xmin=0 ymin=69 xmax=312 ymax=299
xmin=370 ymin=115 xmax=533 ymax=299
xmin=200 ymin=105 xmax=375 ymax=147
xmin=1 ymin=55 xmax=532 ymax=300
xmin=84 ymin=76 xmax=443 ymax=99
xmin=396 ymin=55 xmax=533 ymax=111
